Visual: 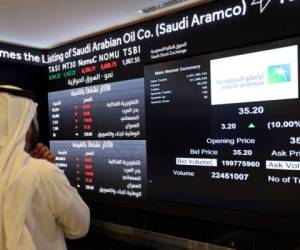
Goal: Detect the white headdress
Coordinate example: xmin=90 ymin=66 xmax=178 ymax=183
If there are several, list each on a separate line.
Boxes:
xmin=0 ymin=85 xmax=38 ymax=250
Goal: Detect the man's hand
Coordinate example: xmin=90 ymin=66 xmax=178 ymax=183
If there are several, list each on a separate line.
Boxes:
xmin=30 ymin=143 xmax=55 ymax=163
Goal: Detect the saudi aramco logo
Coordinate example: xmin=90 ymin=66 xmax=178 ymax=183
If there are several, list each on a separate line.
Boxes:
xmin=268 ymin=64 xmax=291 ymax=83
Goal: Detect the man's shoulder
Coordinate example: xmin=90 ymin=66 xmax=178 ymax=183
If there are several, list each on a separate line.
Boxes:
xmin=27 ymin=158 xmax=62 ymax=180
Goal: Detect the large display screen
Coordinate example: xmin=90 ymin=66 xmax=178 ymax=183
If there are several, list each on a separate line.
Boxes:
xmin=48 ymin=37 xmax=300 ymax=220
xmin=46 ymin=0 xmax=300 ymax=232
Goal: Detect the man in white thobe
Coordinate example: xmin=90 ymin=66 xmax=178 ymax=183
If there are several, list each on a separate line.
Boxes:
xmin=0 ymin=85 xmax=90 ymax=250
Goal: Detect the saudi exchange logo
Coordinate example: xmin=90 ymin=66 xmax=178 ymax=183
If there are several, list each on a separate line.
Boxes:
xmin=251 ymin=0 xmax=272 ymax=13
xmin=268 ymin=64 xmax=291 ymax=83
